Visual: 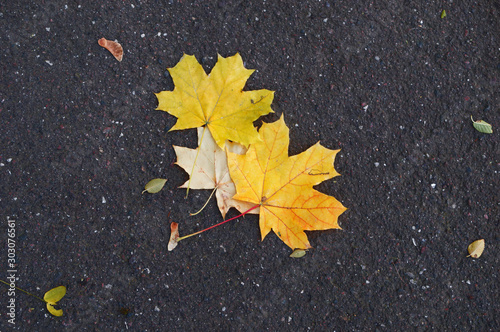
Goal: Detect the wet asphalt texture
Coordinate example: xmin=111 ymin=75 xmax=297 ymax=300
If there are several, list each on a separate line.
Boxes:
xmin=1 ymin=1 xmax=499 ymax=331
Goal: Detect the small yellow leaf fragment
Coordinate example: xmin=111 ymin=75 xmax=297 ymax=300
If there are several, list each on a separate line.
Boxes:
xmin=467 ymin=239 xmax=485 ymax=258
xmin=440 ymin=10 xmax=446 ymax=19
xmin=142 ymin=178 xmax=167 ymax=194
xmin=290 ymin=249 xmax=307 ymax=258
xmin=44 ymin=286 xmax=66 ymax=317
xmin=168 ymin=222 xmax=179 ymax=251
xmin=47 ymin=303 xmax=63 ymax=317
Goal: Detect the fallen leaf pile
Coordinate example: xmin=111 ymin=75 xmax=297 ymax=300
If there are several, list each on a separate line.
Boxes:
xmin=152 ymin=53 xmax=347 ymax=252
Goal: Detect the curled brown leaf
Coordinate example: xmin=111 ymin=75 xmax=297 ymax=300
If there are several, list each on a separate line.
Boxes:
xmin=98 ymin=38 xmax=123 ymax=62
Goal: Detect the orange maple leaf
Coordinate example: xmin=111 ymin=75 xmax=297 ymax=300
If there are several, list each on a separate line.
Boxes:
xmin=227 ymin=115 xmax=347 ymax=250
xmin=155 ymin=53 xmax=274 ymax=148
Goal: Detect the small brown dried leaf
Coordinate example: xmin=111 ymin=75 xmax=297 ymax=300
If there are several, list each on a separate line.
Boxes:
xmin=168 ymin=222 xmax=179 ymax=251
xmin=467 ymin=239 xmax=485 ymax=258
xmin=98 ymin=38 xmax=123 ymax=62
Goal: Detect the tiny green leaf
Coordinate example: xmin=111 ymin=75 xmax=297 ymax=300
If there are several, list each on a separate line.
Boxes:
xmin=289 ymin=249 xmax=307 ymax=258
xmin=440 ymin=10 xmax=446 ymax=19
xmin=142 ymin=178 xmax=168 ymax=194
xmin=471 ymin=116 xmax=493 ymax=134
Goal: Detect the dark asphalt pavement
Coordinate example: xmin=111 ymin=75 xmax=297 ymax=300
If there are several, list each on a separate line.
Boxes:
xmin=1 ymin=1 xmax=499 ymax=330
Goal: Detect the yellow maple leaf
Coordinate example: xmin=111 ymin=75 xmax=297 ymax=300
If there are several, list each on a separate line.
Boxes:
xmin=227 ymin=115 xmax=347 ymax=250
xmin=174 ymin=127 xmax=257 ymax=218
xmin=155 ymin=53 xmax=274 ymax=148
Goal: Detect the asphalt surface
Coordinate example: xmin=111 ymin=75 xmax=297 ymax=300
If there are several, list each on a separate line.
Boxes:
xmin=1 ymin=1 xmax=499 ymax=331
